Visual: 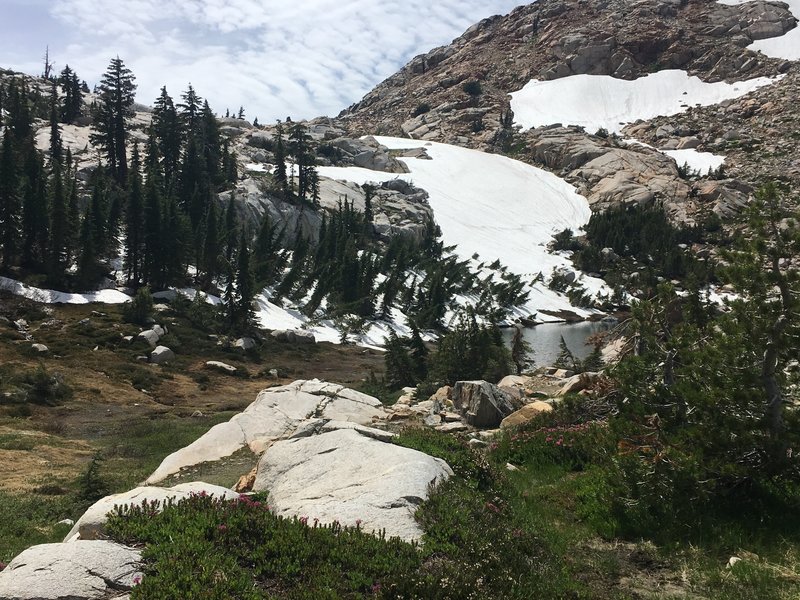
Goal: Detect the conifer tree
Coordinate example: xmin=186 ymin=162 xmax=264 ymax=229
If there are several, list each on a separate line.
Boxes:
xmin=91 ymin=57 xmax=136 ymax=185
xmin=152 ymin=87 xmax=182 ymax=189
xmin=77 ymin=205 xmax=98 ymax=287
xmin=20 ymin=148 xmax=49 ymax=268
xmin=273 ymin=121 xmax=287 ymax=193
xmin=58 ymin=65 xmax=83 ymax=124
xmin=0 ymin=131 xmax=19 ymax=268
xmin=47 ymin=159 xmax=68 ymax=279
xmin=252 ymin=212 xmax=286 ymax=288
xmin=48 ymin=83 xmax=63 ymax=163
xmin=179 ymin=85 xmax=202 ymax=137
xmin=232 ymin=231 xmax=255 ymax=332
xmin=200 ymin=200 xmax=220 ymax=287
xmin=125 ymin=145 xmax=145 ymax=285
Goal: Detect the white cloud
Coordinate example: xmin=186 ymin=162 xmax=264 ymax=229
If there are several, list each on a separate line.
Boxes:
xmin=1 ymin=0 xmax=521 ymax=121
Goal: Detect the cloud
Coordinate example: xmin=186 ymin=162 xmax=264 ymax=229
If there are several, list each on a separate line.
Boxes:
xmin=2 ymin=0 xmax=521 ymax=121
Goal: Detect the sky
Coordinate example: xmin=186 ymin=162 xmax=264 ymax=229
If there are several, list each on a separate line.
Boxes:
xmin=0 ymin=0 xmax=522 ymax=122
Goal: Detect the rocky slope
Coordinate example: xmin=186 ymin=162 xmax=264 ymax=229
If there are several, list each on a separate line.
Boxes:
xmin=338 ymin=0 xmax=794 ymax=144
xmin=334 ymin=0 xmax=799 ymax=221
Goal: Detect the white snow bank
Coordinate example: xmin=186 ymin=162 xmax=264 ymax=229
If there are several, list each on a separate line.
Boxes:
xmin=663 ymin=149 xmax=725 ymax=175
xmin=510 ymin=70 xmax=778 ymax=134
xmin=319 ymin=137 xmax=608 ymax=319
xmin=719 ymin=0 xmax=800 ymax=60
xmin=0 ymin=276 xmax=130 ymax=304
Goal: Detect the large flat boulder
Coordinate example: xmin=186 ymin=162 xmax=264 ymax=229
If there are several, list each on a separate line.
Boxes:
xmin=146 ymin=380 xmax=387 ymax=484
xmin=253 ymin=424 xmax=452 ymax=541
xmin=65 ymin=482 xmax=238 ymax=542
xmin=0 ymin=541 xmax=142 ymax=600
xmin=450 ymin=381 xmax=519 ymax=429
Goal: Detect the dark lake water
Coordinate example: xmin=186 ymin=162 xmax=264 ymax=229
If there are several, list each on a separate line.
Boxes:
xmin=503 ymin=320 xmax=614 ymax=368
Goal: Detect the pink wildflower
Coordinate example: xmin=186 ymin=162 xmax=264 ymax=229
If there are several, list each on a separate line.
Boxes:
xmin=133 ymin=575 xmax=142 ymax=586
xmin=218 ymin=524 xmax=228 ymax=532
xmin=299 ymin=515 xmax=308 ymax=525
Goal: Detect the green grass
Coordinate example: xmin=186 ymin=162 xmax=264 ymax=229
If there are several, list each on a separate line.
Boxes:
xmin=0 ymin=491 xmax=78 ymax=562
xmin=97 ymin=412 xmax=240 ymax=491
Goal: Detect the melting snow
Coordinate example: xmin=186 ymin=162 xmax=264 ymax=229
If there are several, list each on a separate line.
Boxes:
xmin=319 ymin=137 xmax=608 ymax=320
xmin=510 ymin=70 xmax=778 ymax=134
xmin=663 ymin=149 xmax=725 ymax=175
xmin=0 ymin=276 xmax=130 ymax=304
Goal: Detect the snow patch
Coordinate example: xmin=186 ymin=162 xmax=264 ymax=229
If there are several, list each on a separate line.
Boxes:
xmin=0 ymin=276 xmax=130 ymax=304
xmin=510 ymin=70 xmax=778 ymax=134
xmin=319 ymin=137 xmax=609 ymax=319
xmin=663 ymin=149 xmax=725 ymax=175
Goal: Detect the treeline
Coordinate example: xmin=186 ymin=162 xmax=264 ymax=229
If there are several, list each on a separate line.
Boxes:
xmin=0 ymin=57 xmax=530 ymax=337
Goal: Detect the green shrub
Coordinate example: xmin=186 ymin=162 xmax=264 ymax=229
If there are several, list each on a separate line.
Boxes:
xmin=123 ymin=286 xmax=154 ymax=325
xmin=462 ymin=80 xmax=482 ymax=97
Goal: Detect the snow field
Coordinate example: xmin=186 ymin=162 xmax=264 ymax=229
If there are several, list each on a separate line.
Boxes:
xmin=509 ymin=70 xmax=778 ymax=134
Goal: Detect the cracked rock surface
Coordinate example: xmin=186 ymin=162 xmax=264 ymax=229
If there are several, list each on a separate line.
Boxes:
xmin=253 ymin=425 xmax=453 ymax=541
xmin=146 ymin=379 xmax=387 ymax=484
xmin=0 ymin=541 xmax=142 ymax=600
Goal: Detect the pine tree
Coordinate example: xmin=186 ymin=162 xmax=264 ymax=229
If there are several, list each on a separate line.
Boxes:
xmin=252 ymin=212 xmax=286 ymax=288
xmin=0 ymin=131 xmax=19 ymax=268
xmin=179 ymin=85 xmax=202 ymax=137
xmin=48 ymin=83 xmax=63 ymax=163
xmin=125 ymin=145 xmax=145 ymax=286
xmin=90 ymin=57 xmax=137 ymax=185
xmin=58 ymin=65 xmax=83 ymax=124
xmin=223 ymin=195 xmax=238 ymax=265
xmin=232 ymin=231 xmax=255 ymax=332
xmin=20 ymin=148 xmax=49 ymax=268
xmin=47 ymin=159 xmax=68 ymax=279
xmin=152 ymin=87 xmax=182 ymax=189
xmin=273 ymin=121 xmax=287 ymax=193
xmin=77 ymin=205 xmax=98 ymax=287
xmin=200 ymin=200 xmax=221 ymax=287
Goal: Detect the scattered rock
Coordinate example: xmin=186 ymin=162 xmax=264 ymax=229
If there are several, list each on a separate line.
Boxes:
xmin=436 ymin=422 xmax=470 ymax=433
xmin=234 ymin=468 xmax=258 ymax=493
xmin=233 ymin=337 xmax=256 ymax=351
xmin=449 ymin=380 xmax=519 ymax=429
xmin=423 ymin=414 xmax=443 ymax=427
xmin=500 ymin=401 xmax=554 ymax=429
xmin=205 ymin=360 xmax=238 ymax=375
xmin=136 ymin=329 xmax=159 ymax=347
xmin=553 ymin=369 xmax=575 ymax=379
xmin=150 ymin=346 xmax=175 ymax=365
xmin=30 ymin=343 xmax=48 ymax=353
xmin=557 ymin=372 xmax=603 ymax=396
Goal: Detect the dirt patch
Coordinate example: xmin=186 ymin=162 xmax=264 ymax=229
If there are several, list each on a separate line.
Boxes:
xmin=579 ymin=539 xmax=707 ymax=600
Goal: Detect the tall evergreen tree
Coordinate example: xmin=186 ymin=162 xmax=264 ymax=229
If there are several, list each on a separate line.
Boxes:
xmin=273 ymin=121 xmax=287 ymax=193
xmin=91 ymin=57 xmax=136 ymax=185
xmin=0 ymin=131 xmax=19 ymax=268
xmin=48 ymin=83 xmax=63 ymax=163
xmin=58 ymin=65 xmax=83 ymax=124
xmin=179 ymin=85 xmax=202 ymax=137
xmin=200 ymin=200 xmax=220 ymax=287
xmin=47 ymin=159 xmax=68 ymax=278
xmin=152 ymin=87 xmax=182 ymax=189
xmin=20 ymin=148 xmax=49 ymax=268
xmin=125 ymin=145 xmax=145 ymax=286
